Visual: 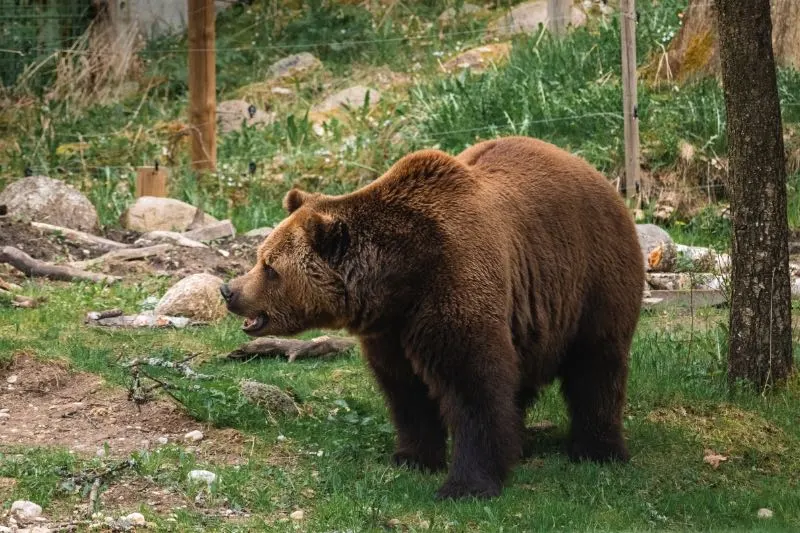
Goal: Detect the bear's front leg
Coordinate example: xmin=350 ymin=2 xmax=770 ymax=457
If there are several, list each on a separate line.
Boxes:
xmin=416 ymin=327 xmax=523 ymax=500
xmin=361 ymin=334 xmax=448 ymax=472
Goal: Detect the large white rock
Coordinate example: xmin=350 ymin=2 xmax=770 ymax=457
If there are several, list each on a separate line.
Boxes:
xmin=155 ymin=273 xmax=227 ymax=322
xmin=120 ymin=197 xmax=218 ymax=232
xmin=311 ymin=86 xmax=381 ymax=116
xmin=488 ymin=0 xmax=587 ymax=37
xmin=10 ymin=500 xmax=43 ymax=522
xmin=0 ymin=176 xmax=98 ymax=232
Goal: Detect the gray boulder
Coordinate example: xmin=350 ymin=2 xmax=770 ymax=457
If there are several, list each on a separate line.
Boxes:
xmin=0 ymin=176 xmax=98 ymax=232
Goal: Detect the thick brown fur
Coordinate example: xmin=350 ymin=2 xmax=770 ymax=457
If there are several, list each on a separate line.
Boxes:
xmin=222 ymin=136 xmax=645 ymax=500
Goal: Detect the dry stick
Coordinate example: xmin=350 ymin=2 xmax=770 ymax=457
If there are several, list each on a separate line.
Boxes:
xmin=0 ymin=246 xmax=120 ymax=283
xmin=70 ymin=243 xmax=173 ymax=270
xmin=31 ymin=221 xmax=129 ymax=251
xmin=228 ymin=335 xmax=357 ymax=363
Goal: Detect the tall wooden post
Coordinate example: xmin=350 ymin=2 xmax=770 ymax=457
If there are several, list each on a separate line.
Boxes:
xmin=547 ymin=0 xmax=570 ymax=36
xmin=188 ymin=0 xmax=216 ymax=171
xmin=620 ymin=0 xmax=639 ymax=200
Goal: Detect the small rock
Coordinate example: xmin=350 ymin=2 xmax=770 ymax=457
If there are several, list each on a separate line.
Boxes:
xmin=124 ymin=512 xmax=146 ymax=526
xmin=0 ymin=175 xmax=98 ymax=231
xmin=6 ymin=375 xmax=18 ymax=384
xmin=442 ymin=43 xmax=512 ymax=73
xmin=30 ymin=527 xmax=52 ymax=533
xmin=757 ymin=508 xmax=774 ymax=519
xmin=244 ymin=226 xmax=273 ymax=238
xmin=184 ymin=430 xmax=204 ymax=443
xmin=183 ymin=220 xmax=236 ymax=242
xmin=120 ymin=197 xmax=218 ymax=232
xmin=271 ymin=87 xmax=293 ymax=96
xmin=290 ymin=509 xmax=304 ymax=521
xmin=11 ymin=500 xmax=43 ymax=522
xmin=187 ymin=469 xmax=216 ymax=486
xmin=0 ymin=412 xmax=9 ymax=420
xmin=157 ymin=436 xmax=169 ymax=445
xmin=646 ymin=273 xmax=691 ymax=291
xmin=155 ymin=273 xmax=227 ymax=322
xmin=310 ymin=85 xmax=381 ymax=125
xmin=239 ymin=380 xmax=300 ymax=417
xmin=96 ymin=447 xmax=106 ymax=457
xmin=268 ymin=52 xmax=322 ymax=81
xmin=217 ymin=100 xmax=274 ymax=134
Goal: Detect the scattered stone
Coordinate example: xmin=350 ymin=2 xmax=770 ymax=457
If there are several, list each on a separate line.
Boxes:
xmin=154 ymin=273 xmax=227 ymax=322
xmin=136 ymin=230 xmax=208 ymax=249
xmin=6 ymin=375 xmax=17 ymax=384
xmin=438 ymin=2 xmax=483 ymax=23
xmin=10 ymin=500 xmax=43 ymax=522
xmin=0 ymin=175 xmax=98 ymax=232
xmin=187 ymin=469 xmax=216 ymax=486
xmin=124 ymin=512 xmax=146 ymax=526
xmin=239 ymin=380 xmax=300 ymax=417
xmin=244 ymin=226 xmax=274 ymax=238
xmin=646 ymin=273 xmax=690 ymax=291
xmin=217 ymin=100 xmax=275 ymax=134
xmin=290 ymin=509 xmax=304 ymax=521
xmin=0 ymin=527 xmax=11 ymax=533
xmin=120 ymin=197 xmax=218 ymax=232
xmin=757 ymin=508 xmax=774 ymax=519
xmin=441 ymin=43 xmax=512 ymax=73
xmin=184 ymin=430 xmax=204 ymax=443
xmin=183 ymin=219 xmax=236 ymax=242
xmin=271 ymin=86 xmax=294 ymax=96
xmin=488 ymin=0 xmax=587 ymax=38
xmin=157 ymin=436 xmax=169 ymax=445
xmin=310 ymin=85 xmax=381 ymax=125
xmin=268 ymin=52 xmax=322 ymax=81
xmin=0 ymin=412 xmax=9 ymax=420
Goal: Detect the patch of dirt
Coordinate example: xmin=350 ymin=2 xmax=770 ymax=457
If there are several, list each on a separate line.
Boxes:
xmin=99 ymin=476 xmax=189 ymax=515
xmin=0 ymin=218 xmax=262 ymax=279
xmin=0 ymin=354 xmax=246 ymax=463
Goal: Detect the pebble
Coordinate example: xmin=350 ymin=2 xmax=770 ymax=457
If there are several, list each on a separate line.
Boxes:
xmin=0 ymin=527 xmax=11 ymax=533
xmin=124 ymin=512 xmax=146 ymax=526
xmin=757 ymin=508 xmax=774 ymax=519
xmin=290 ymin=509 xmax=304 ymax=521
xmin=184 ymin=430 xmax=204 ymax=442
xmin=157 ymin=436 xmax=169 ymax=445
xmin=187 ymin=469 xmax=216 ymax=486
xmin=6 ymin=375 xmax=18 ymax=384
xmin=0 ymin=412 xmax=9 ymax=420
xmin=11 ymin=500 xmax=43 ymax=521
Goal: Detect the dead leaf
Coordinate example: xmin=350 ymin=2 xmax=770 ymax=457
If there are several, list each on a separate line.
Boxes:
xmin=703 ymin=448 xmax=728 ymax=468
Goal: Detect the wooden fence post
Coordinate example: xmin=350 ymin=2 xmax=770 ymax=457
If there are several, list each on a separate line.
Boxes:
xmin=620 ymin=0 xmax=639 ymax=200
xmin=188 ymin=0 xmax=216 ymax=171
xmin=135 ymin=165 xmax=168 ymax=198
xmin=547 ymin=0 xmax=570 ymax=36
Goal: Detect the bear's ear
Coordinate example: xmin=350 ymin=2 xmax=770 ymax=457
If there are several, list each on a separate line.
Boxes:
xmin=303 ymin=211 xmax=350 ymax=265
xmin=283 ymin=188 xmax=311 ymax=214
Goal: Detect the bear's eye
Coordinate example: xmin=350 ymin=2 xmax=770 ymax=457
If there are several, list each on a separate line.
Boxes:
xmin=263 ymin=264 xmax=279 ymax=280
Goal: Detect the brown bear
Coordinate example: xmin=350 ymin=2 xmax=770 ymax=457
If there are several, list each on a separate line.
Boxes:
xmin=220 ymin=136 xmax=644 ymax=500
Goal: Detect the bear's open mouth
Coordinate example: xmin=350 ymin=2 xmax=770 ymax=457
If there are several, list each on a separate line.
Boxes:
xmin=242 ymin=314 xmax=267 ymax=334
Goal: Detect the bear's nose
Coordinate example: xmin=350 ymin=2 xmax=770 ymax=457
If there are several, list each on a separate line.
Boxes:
xmin=220 ymin=283 xmax=233 ymax=302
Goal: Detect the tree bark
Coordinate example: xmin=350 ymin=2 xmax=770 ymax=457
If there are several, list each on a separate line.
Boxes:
xmin=716 ymin=0 xmax=793 ymax=389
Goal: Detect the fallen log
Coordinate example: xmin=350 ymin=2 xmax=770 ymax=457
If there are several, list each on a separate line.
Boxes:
xmin=0 ymin=246 xmax=120 ymax=283
xmin=228 ymin=335 xmax=357 ymax=362
xmin=70 ymin=244 xmax=173 ymax=270
xmin=31 ymin=222 xmax=129 ymax=251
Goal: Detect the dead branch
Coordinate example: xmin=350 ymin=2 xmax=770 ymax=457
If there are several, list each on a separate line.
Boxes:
xmin=31 ymin=221 xmax=129 ymax=251
xmin=0 ymin=246 xmax=121 ymax=283
xmin=70 ymin=243 xmax=173 ymax=270
xmin=228 ymin=335 xmax=356 ymax=362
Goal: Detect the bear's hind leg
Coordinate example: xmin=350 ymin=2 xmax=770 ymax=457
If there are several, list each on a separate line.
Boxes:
xmin=362 ymin=334 xmax=447 ymax=473
xmin=560 ymin=339 xmax=630 ymax=463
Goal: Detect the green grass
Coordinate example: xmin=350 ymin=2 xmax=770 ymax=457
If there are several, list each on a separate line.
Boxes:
xmin=2 ymin=282 xmax=800 ymax=531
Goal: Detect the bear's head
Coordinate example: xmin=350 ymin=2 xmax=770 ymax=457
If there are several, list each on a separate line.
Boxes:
xmin=220 ymin=188 xmax=351 ymax=337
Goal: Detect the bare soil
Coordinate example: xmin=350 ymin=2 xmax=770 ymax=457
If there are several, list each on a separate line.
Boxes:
xmin=0 ymin=353 xmax=247 ymax=463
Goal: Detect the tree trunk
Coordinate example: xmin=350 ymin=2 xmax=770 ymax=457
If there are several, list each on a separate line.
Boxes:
xmin=652 ymin=0 xmax=800 ymax=84
xmin=716 ymin=0 xmax=793 ymax=390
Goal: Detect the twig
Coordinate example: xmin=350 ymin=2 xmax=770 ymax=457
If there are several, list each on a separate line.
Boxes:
xmin=0 ymin=246 xmax=120 ymax=283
